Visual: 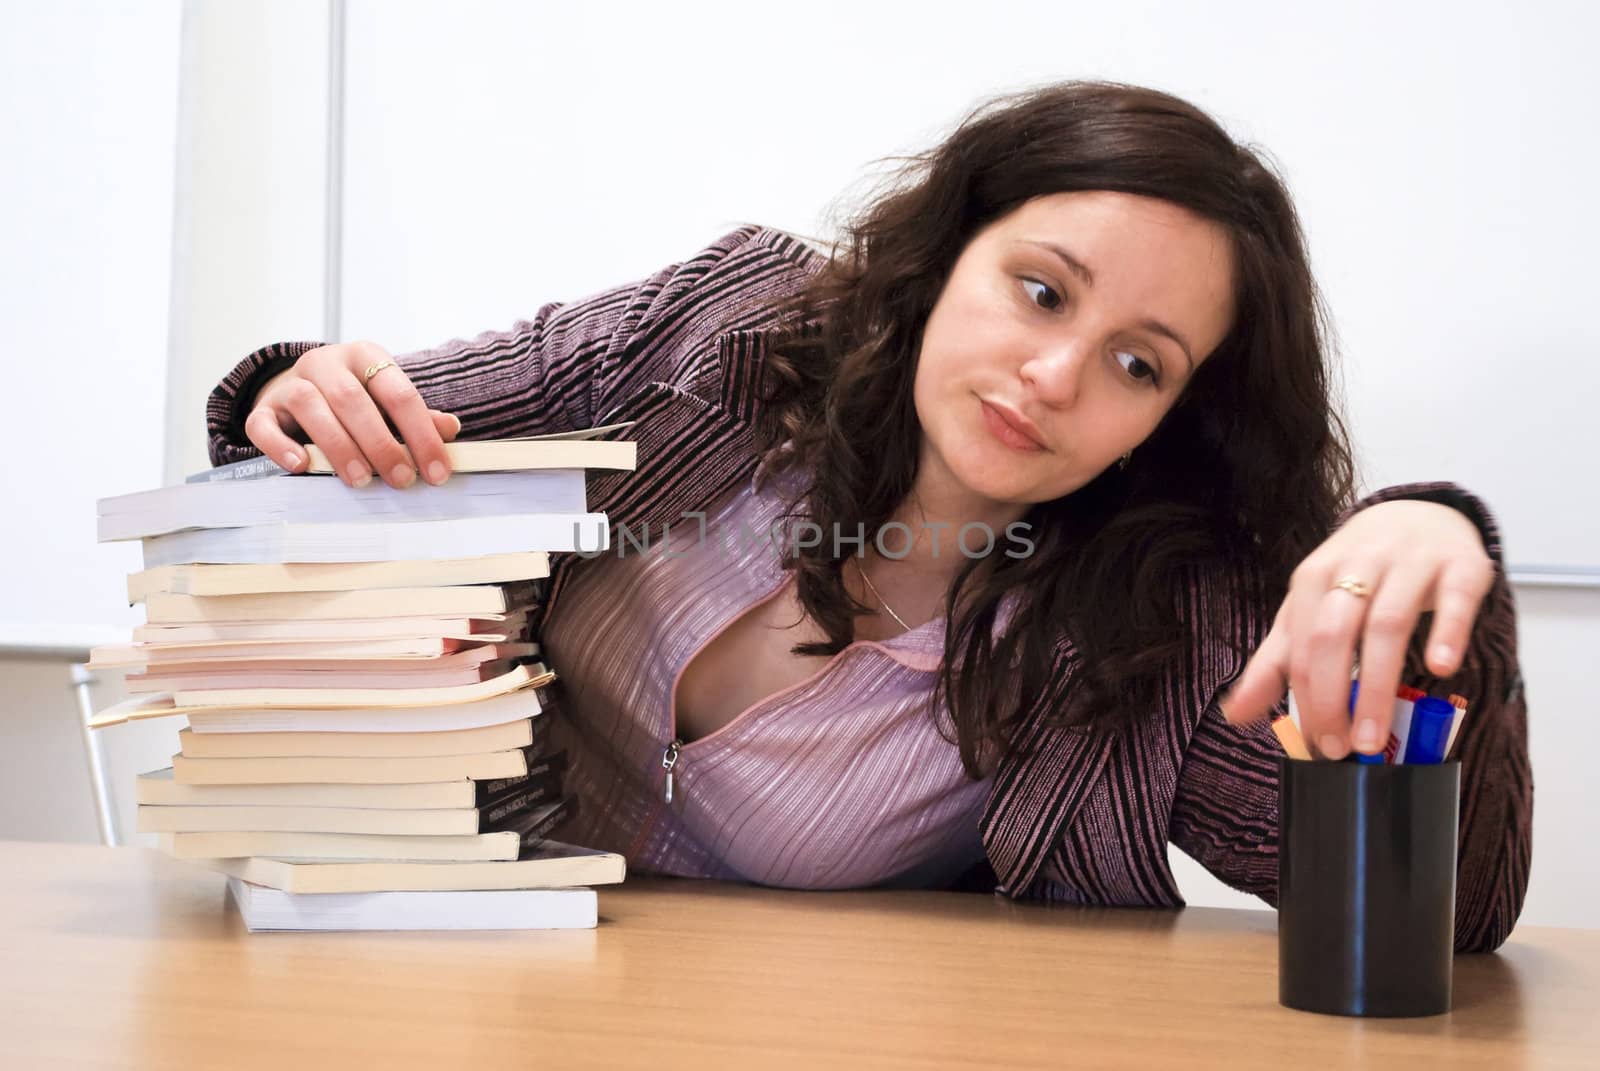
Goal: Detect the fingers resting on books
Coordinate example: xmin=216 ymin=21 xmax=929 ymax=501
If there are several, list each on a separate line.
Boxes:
xmin=246 ymin=342 xmax=461 ymax=490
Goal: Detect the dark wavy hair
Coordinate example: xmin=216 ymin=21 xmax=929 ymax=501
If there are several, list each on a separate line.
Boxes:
xmin=748 ymin=79 xmax=1355 ymax=777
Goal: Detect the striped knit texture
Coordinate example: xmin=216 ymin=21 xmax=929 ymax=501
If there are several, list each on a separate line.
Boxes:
xmin=537 ymin=462 xmax=988 ymax=889
xmin=206 ymin=225 xmax=1532 ymax=951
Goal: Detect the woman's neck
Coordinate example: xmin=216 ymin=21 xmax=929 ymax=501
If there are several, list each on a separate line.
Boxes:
xmin=844 ymin=474 xmax=1022 ymax=635
xmin=878 ymin=470 xmax=1026 ymax=581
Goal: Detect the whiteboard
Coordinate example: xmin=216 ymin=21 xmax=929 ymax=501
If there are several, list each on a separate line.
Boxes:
xmin=0 ymin=3 xmax=180 ymax=650
xmin=339 ymin=0 xmax=1600 ymax=570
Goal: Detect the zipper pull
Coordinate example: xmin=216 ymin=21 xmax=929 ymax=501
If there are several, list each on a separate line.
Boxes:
xmin=661 ymin=738 xmax=682 ymax=803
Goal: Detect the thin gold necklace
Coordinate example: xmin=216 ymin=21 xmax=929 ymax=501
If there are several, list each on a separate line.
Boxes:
xmin=853 ymin=558 xmax=912 ymax=632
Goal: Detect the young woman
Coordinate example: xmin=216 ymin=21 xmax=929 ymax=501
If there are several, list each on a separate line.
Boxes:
xmin=209 ymin=81 xmax=1531 ymax=950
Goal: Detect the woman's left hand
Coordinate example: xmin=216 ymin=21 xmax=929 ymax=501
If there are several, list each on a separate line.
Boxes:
xmin=1218 ymin=500 xmax=1495 ymax=759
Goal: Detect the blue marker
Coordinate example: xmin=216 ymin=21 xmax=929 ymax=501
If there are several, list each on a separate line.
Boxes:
xmin=1402 ymin=697 xmax=1455 ymax=765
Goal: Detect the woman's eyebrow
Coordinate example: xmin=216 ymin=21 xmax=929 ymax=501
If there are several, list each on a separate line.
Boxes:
xmin=1020 ymin=239 xmax=1097 ymax=287
xmin=1018 ymin=239 xmax=1196 ymax=373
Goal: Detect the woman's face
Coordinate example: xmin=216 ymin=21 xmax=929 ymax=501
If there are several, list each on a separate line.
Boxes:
xmin=913 ymin=190 xmax=1237 ymax=508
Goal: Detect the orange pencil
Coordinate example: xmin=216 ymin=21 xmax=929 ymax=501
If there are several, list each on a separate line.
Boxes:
xmin=1271 ymin=713 xmax=1312 ymax=760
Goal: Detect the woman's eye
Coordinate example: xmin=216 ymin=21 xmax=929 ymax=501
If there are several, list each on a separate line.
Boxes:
xmin=1020 ymin=278 xmax=1063 ymax=311
xmin=1115 ymin=350 xmax=1160 ymax=386
xmin=1020 ymin=276 xmax=1160 ymax=387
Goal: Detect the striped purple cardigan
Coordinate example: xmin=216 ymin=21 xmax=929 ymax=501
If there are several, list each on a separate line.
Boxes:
xmin=208 ymin=225 xmax=1532 ymax=952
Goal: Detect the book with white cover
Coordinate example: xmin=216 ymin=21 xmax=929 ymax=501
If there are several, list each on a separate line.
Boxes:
xmin=124 ymin=644 xmax=524 ymax=694
xmin=126 ymin=551 xmax=551 ymax=602
xmin=131 ymin=616 xmax=517 ymax=645
xmin=92 ymin=635 xmax=537 ymax=668
xmin=166 ymin=829 xmax=521 ymax=861
xmin=201 ymin=840 xmax=624 ymax=894
xmin=160 ymin=798 xmax=570 ymax=860
xmin=141 ymin=799 xmax=531 ymax=836
xmin=139 ymin=584 xmax=530 ymax=624
xmin=96 ymin=637 xmax=445 ymax=666
xmin=226 ymin=877 xmax=598 ymax=932
xmin=300 ymin=437 xmax=636 ymax=477
xmin=138 ymin=775 xmax=561 ymax=835
xmin=183 ymin=684 xmax=549 ymax=734
xmin=169 ymin=744 xmax=538 ymax=785
xmin=98 ymin=469 xmax=589 ymax=542
xmin=136 ymin=754 xmax=564 ymax=807
xmin=175 ymin=717 xmax=537 ymax=758
xmin=188 ymin=422 xmax=636 ymax=483
xmin=89 ymin=665 xmax=553 ymax=726
xmin=140 ymin=512 xmax=611 ymax=567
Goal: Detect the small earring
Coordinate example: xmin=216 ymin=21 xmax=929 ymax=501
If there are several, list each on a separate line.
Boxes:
xmin=1117 ymin=450 xmax=1132 ymax=470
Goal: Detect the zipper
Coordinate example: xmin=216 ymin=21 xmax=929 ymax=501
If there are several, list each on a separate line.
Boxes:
xmin=660 ymin=738 xmax=682 ymax=803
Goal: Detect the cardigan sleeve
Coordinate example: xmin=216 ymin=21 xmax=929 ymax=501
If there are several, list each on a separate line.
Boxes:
xmin=204 ymin=223 xmax=808 ymax=466
xmin=1167 ymin=480 xmax=1532 ymax=953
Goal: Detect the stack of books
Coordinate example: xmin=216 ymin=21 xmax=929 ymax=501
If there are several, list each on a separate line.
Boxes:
xmin=89 ymin=427 xmax=633 ymax=932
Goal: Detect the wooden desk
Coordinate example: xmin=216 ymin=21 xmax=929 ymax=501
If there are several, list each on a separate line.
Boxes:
xmin=2 ymin=841 xmax=1594 ymax=1068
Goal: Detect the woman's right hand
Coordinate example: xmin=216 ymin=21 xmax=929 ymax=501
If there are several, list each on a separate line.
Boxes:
xmin=244 ymin=342 xmax=461 ymax=489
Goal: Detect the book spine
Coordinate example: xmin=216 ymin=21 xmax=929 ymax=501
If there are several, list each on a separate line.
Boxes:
xmin=185 ymin=455 xmax=290 ymax=484
xmin=478 ymin=774 xmax=565 ymax=831
xmin=475 ymin=751 xmax=568 ymax=806
xmin=507 ymin=797 xmax=575 ymax=852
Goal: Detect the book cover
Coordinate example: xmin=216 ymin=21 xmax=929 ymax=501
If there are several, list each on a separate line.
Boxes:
xmin=160 ymin=798 xmax=572 ymax=861
xmin=174 ymin=714 xmax=542 ymax=759
xmin=138 ymin=770 xmax=563 ymax=836
xmin=164 ymin=828 xmax=523 ymax=862
xmin=140 ymin=583 xmax=536 ymax=624
xmin=182 ymin=685 xmax=551 ymax=735
xmin=135 ymin=752 xmax=567 ymax=809
xmin=131 ymin=615 xmax=519 ymax=645
xmin=169 ymin=740 xmax=544 ymax=786
xmin=185 ymin=422 xmax=635 ymax=484
xmin=127 ymin=658 xmax=517 ymax=695
xmin=90 ymin=664 xmax=555 ymax=726
xmin=126 ymin=552 xmax=551 ymax=602
xmin=100 ymin=470 xmax=589 ymax=542
xmin=226 ymin=878 xmax=599 ymax=931
xmin=139 ymin=512 xmax=611 ymax=567
xmin=299 ymin=437 xmax=637 ymax=477
xmin=202 ymin=838 xmax=622 ymax=894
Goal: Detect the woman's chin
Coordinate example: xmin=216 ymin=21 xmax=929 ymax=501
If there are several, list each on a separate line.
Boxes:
xmin=946 ymin=450 xmax=1041 ymax=504
xmin=946 ymin=440 xmax=1088 ymax=507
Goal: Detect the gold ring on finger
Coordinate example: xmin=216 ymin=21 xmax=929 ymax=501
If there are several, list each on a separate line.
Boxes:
xmin=363 ymin=360 xmax=395 ymax=383
xmin=1332 ymin=575 xmax=1373 ymax=598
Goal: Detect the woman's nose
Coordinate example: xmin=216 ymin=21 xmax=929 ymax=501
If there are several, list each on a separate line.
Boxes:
xmin=1020 ymin=341 xmax=1092 ymax=407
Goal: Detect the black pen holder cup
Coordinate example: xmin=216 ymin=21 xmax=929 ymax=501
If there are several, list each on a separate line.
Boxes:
xmin=1277 ymin=755 xmax=1460 ymax=1017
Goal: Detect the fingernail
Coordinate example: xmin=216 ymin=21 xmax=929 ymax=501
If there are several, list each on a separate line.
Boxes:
xmin=427 ymin=461 xmax=448 ymax=485
xmin=284 ymin=450 xmax=301 ymax=468
xmin=1433 ymin=644 xmax=1455 ymax=667
xmin=1319 ymin=733 xmax=1349 ymax=760
xmin=345 ymin=461 xmax=371 ymax=488
xmin=391 ymin=464 xmax=415 ymax=488
xmin=1353 ymin=719 xmax=1382 ymax=752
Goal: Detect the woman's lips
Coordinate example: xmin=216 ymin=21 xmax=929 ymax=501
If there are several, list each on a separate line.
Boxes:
xmin=979 ymin=399 xmax=1046 ymax=453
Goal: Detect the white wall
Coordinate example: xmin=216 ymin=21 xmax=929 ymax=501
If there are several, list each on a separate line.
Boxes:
xmin=0 ymin=0 xmax=331 ymax=844
xmin=0 ymin=0 xmax=330 ymax=644
xmin=0 ymin=0 xmax=179 ymax=651
xmin=328 ymin=0 xmax=1599 ymax=925
xmin=337 ymin=0 xmax=1600 ymax=570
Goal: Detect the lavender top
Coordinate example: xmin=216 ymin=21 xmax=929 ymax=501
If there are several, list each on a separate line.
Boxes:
xmin=539 ymin=461 xmax=991 ymax=889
